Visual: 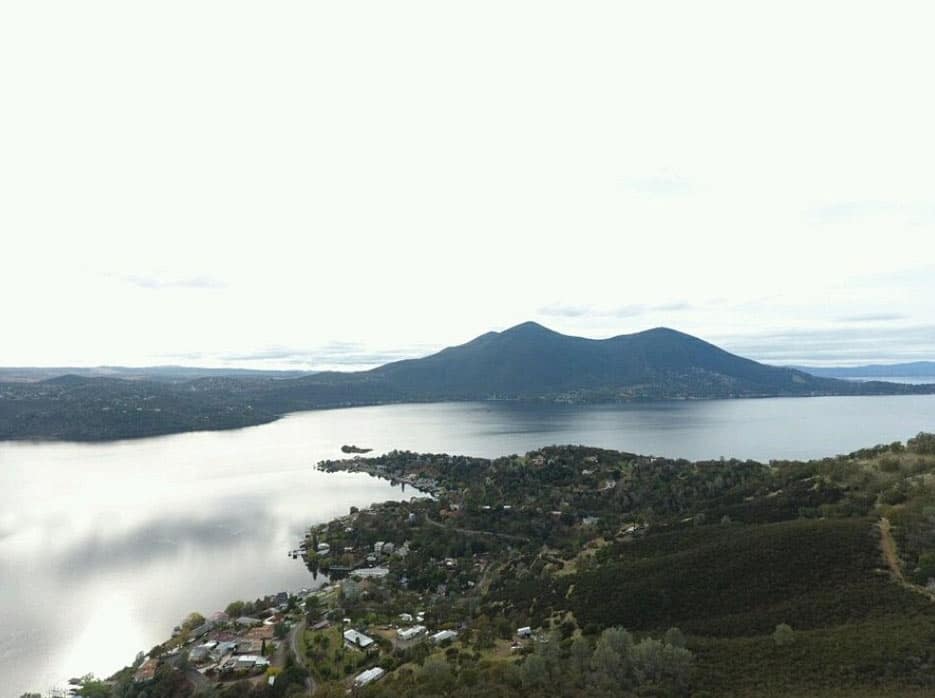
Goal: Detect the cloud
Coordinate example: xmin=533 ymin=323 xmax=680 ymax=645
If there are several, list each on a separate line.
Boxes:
xmin=623 ymin=171 xmax=692 ymax=197
xmin=837 ymin=313 xmax=907 ymax=323
xmin=715 ymin=324 xmax=935 ymax=366
xmin=538 ymin=302 xmax=693 ymax=319
xmin=807 ymin=200 xmax=935 ymax=225
xmin=117 ymin=273 xmax=227 ymax=290
xmin=218 ymin=342 xmax=435 ymax=369
xmin=537 ymin=304 xmax=592 ymax=318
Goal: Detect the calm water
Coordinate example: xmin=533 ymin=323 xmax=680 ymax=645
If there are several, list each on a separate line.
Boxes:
xmin=2 ymin=395 xmax=934 ymax=696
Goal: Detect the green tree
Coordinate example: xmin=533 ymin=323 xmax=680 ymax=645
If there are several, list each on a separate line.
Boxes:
xmin=772 ymin=623 xmax=795 ymax=646
xmin=570 ymin=635 xmax=592 ymax=679
xmin=664 ymin=627 xmax=687 ymax=648
xmin=630 ymin=637 xmax=692 ymax=688
xmin=521 ymin=653 xmax=548 ymax=689
xmin=591 ymin=627 xmax=633 ymax=688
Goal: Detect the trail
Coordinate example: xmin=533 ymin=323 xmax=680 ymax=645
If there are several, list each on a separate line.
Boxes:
xmin=423 ymin=514 xmax=530 ymax=542
xmin=288 ymin=619 xmax=318 ymax=695
xmin=878 ymin=517 xmax=935 ymax=602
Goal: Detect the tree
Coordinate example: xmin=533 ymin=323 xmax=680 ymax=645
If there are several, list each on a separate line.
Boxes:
xmin=420 ymin=656 xmax=453 ymax=694
xmin=772 ymin=623 xmax=795 ymax=646
xmin=570 ymin=635 xmax=592 ymax=679
xmin=591 ymin=627 xmax=633 ymax=688
xmin=182 ymin=612 xmax=205 ymax=631
xmin=630 ymin=637 xmax=692 ymax=689
xmin=908 ymin=433 xmax=935 ymax=455
xmin=664 ymin=627 xmax=687 ymax=648
xmin=521 ymin=653 xmax=548 ymax=689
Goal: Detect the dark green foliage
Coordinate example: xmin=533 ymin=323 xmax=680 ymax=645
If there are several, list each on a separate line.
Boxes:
xmin=571 ymin=519 xmax=929 ymax=636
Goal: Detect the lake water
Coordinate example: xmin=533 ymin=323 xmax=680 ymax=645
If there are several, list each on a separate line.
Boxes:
xmin=2 ymin=395 xmax=934 ymax=696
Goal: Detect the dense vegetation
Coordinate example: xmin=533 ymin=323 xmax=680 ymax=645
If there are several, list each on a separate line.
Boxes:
xmin=3 ymin=322 xmax=933 ymax=440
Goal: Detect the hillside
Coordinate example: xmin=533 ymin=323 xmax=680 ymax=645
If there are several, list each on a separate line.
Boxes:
xmin=369 ymin=322 xmax=844 ymax=399
xmin=2 ymin=322 xmax=933 ymax=441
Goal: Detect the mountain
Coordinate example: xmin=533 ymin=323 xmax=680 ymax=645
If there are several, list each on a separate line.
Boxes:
xmin=2 ymin=322 xmax=933 ymax=441
xmin=792 ymin=361 xmax=935 ymax=380
xmin=361 ymin=321 xmax=882 ymax=400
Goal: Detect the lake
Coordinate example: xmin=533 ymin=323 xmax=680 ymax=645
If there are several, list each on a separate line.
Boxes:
xmin=2 ymin=395 xmax=934 ymax=696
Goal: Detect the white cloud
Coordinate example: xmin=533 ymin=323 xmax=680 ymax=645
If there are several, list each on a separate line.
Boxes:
xmin=1 ymin=1 xmax=934 ymax=367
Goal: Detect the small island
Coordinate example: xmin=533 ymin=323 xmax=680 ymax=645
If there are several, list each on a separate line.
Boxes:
xmin=341 ymin=445 xmax=373 ymax=454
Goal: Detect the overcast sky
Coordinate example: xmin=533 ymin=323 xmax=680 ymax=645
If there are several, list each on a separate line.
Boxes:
xmin=2 ymin=2 xmax=933 ymax=370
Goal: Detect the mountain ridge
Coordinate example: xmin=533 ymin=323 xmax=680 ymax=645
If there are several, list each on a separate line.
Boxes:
xmin=2 ymin=322 xmax=933 ymax=441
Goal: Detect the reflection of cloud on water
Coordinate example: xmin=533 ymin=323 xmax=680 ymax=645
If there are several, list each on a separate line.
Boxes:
xmin=56 ymin=505 xmax=279 ymax=577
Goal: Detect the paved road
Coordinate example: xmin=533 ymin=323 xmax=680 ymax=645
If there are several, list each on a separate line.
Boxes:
xmin=288 ymin=619 xmax=318 ymax=695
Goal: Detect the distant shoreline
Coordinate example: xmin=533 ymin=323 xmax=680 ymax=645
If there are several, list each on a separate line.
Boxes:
xmin=4 ymin=392 xmax=935 ymax=445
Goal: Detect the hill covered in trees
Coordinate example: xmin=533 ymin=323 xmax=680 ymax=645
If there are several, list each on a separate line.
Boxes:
xmin=2 ymin=322 xmax=933 ymax=441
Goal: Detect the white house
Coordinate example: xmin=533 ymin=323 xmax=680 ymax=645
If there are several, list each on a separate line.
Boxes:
xmin=344 ymin=629 xmax=375 ymax=650
xmin=397 ymin=625 xmax=427 ymax=641
xmin=353 ymin=667 xmax=385 ymax=687
xmin=517 ymin=626 xmax=533 ymax=638
xmin=431 ymin=630 xmax=458 ymax=644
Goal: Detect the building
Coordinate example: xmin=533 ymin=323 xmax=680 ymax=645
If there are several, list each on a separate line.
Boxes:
xmin=431 ymin=630 xmax=458 ymax=644
xmin=399 ymin=613 xmax=413 ymax=623
xmin=353 ymin=667 xmax=386 ymax=687
xmin=397 ymin=625 xmax=427 ymax=641
xmin=235 ymin=655 xmax=270 ymax=671
xmin=374 ymin=541 xmax=385 ymax=553
xmin=517 ymin=626 xmax=533 ymax=638
xmin=133 ymin=658 xmax=159 ymax=683
xmin=344 ymin=628 xmax=375 ymax=650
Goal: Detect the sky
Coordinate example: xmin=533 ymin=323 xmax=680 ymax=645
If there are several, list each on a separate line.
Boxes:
xmin=2 ymin=1 xmax=934 ymax=370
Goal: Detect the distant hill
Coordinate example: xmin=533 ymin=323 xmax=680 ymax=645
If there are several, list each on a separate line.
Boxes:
xmin=792 ymin=361 xmax=935 ymax=380
xmin=364 ymin=321 xmax=846 ymax=400
xmin=2 ymin=322 xmax=933 ymax=441
xmin=0 ymin=365 xmax=313 ymax=383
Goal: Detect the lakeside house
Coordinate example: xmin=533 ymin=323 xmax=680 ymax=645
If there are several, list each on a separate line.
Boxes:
xmin=396 ymin=625 xmax=427 ymax=641
xmin=344 ymin=628 xmax=375 ymax=650
xmin=133 ymin=658 xmax=159 ymax=684
xmin=353 ymin=667 xmax=386 ymax=687
xmin=430 ymin=630 xmax=457 ymax=644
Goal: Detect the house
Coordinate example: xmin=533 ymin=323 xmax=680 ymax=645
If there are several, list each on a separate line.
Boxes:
xmin=431 ymin=630 xmax=457 ymax=644
xmin=353 ymin=667 xmax=386 ymax=687
xmin=236 ymin=616 xmax=263 ymax=627
xmin=344 ymin=629 xmax=375 ymax=650
xmin=235 ymin=655 xmax=270 ymax=671
xmin=354 ymin=566 xmax=389 ymax=578
xmin=317 ymin=543 xmax=331 ymax=554
xmin=189 ymin=646 xmax=210 ymax=663
xmin=133 ymin=658 xmax=159 ymax=683
xmin=374 ymin=541 xmax=385 ymax=553
xmin=190 ymin=622 xmax=213 ymax=638
xmin=211 ymin=641 xmax=238 ymax=661
xmin=397 ymin=625 xmax=427 ymax=641
xmin=582 ymin=516 xmax=600 ymax=526
xmin=399 ymin=613 xmax=413 ymax=623
xmin=517 ymin=626 xmax=533 ymax=638
xmin=245 ymin=625 xmax=275 ymax=641
xmin=311 ymin=620 xmax=331 ymax=631
xmin=382 ymin=542 xmax=395 ymax=554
